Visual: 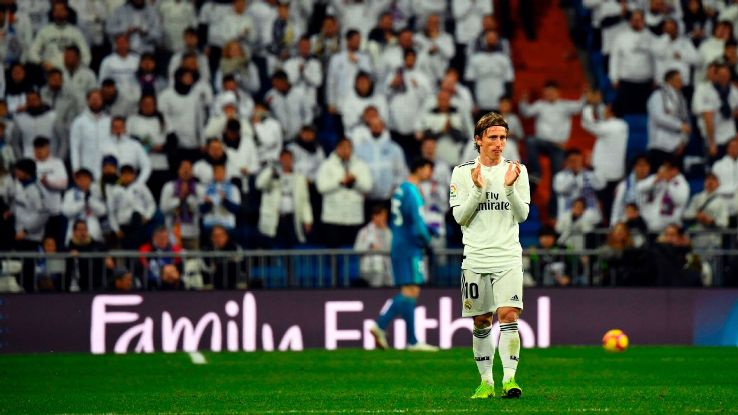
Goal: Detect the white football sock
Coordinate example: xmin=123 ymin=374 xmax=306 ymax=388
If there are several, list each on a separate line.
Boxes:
xmin=498 ymin=322 xmax=520 ymax=382
xmin=472 ymin=325 xmax=493 ymax=385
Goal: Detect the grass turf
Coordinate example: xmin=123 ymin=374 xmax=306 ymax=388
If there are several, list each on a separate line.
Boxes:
xmin=1 ymin=347 xmax=737 ymax=414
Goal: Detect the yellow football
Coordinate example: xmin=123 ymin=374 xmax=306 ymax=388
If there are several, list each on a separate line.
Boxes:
xmin=602 ymin=329 xmax=629 ymax=352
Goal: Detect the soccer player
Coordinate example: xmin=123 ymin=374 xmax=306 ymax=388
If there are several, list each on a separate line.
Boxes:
xmin=450 ymin=112 xmax=530 ymax=399
xmin=370 ymin=158 xmax=439 ymax=352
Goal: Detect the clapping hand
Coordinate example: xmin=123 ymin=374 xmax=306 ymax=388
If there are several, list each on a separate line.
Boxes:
xmin=471 ymin=165 xmax=484 ymax=188
xmin=504 ymin=161 xmax=522 ymax=187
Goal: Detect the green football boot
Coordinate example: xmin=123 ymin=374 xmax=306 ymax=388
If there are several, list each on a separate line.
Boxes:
xmin=502 ymin=378 xmax=522 ymax=398
xmin=470 ymin=382 xmax=495 ymax=399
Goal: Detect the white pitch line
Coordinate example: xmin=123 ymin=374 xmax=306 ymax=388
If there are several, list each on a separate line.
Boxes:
xmin=188 ymin=352 xmax=207 ymax=365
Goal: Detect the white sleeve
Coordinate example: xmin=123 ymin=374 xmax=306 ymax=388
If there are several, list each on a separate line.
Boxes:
xmin=141 ymin=186 xmax=157 ymax=220
xmin=70 ymin=119 xmax=82 ymax=172
xmin=506 ymin=164 xmax=531 ymax=223
xmin=610 ymin=181 xmax=626 ymax=225
xmin=135 ymin=144 xmax=152 ymax=185
xmin=159 ymin=182 xmax=178 ymax=213
xmin=553 ymin=171 xmax=575 ymax=194
xmin=450 ymin=165 xmax=484 ymax=226
xmin=635 ymin=175 xmax=657 ymax=193
xmin=61 ymin=190 xmax=84 ymax=218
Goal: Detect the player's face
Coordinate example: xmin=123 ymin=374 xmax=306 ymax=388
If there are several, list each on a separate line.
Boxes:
xmin=475 ymin=126 xmax=507 ymax=159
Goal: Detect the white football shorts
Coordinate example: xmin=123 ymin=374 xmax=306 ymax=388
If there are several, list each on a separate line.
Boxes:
xmin=460 ymin=267 xmax=524 ymax=317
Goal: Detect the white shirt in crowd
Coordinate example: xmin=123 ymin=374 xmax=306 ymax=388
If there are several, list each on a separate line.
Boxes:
xmin=339 ymin=91 xmax=389 ymax=132
xmin=102 ymin=134 xmax=152 ymax=186
xmin=556 ymin=207 xmax=602 ymax=250
xmin=584 ymin=0 xmax=628 ymax=56
xmin=156 ymin=0 xmax=197 ymax=52
xmin=354 ymin=222 xmax=393 ymax=287
xmin=316 ymin=153 xmax=373 ymax=226
xmin=697 ymin=36 xmax=725 ymax=81
xmin=464 ymin=49 xmax=514 ymax=110
xmin=63 ymin=66 xmax=98 ymax=104
xmin=282 ymin=54 xmax=323 ymax=101
xmin=158 ymin=86 xmax=206 ymax=150
xmin=265 ymin=85 xmax=315 ymax=140
xmin=253 ymin=115 xmax=284 ymax=168
xmin=329 ymin=1 xmax=383 ymax=41
xmin=159 ymin=180 xmax=203 ymax=240
xmin=12 ymin=109 xmax=61 ymax=159
xmin=192 ymin=159 xmax=240 ymax=186
xmin=636 ymin=173 xmax=690 ymax=231
xmin=247 ymin=0 xmax=278 ymax=49
xmin=13 ymin=180 xmax=49 ymax=242
xmin=419 ymin=158 xmax=452 ymax=245
xmin=107 ymin=182 xmax=157 ymax=232
xmin=609 ymin=26 xmax=656 ymax=83
xmin=198 ymin=1 xmax=232 ymax=48
xmin=201 ymin=180 xmax=241 ymax=229
xmin=126 ymin=114 xmax=168 ymax=172
xmin=287 ymin=142 xmax=326 ymax=183
xmin=652 ymin=33 xmax=701 ymax=86
xmin=69 ymin=110 xmax=112 ymax=179
xmin=167 ymin=52 xmax=211 ymax=86
xmin=414 ymin=30 xmax=455 ymax=83
xmin=210 ymin=10 xmax=257 ymax=49
xmin=384 ymin=66 xmax=432 ymax=135
xmin=520 ymin=98 xmax=584 ymax=144
xmin=553 ymin=168 xmax=605 ymax=215
xmin=611 ymin=172 xmax=650 ymax=225
xmin=34 ymin=156 xmax=68 ymax=216
xmin=647 ymin=85 xmax=690 ymax=152
xmin=449 ymin=157 xmax=531 ymax=272
xmin=683 ymin=188 xmax=729 ymax=248
xmin=256 ymin=168 xmax=313 ymax=243
xmin=692 ymin=82 xmax=738 ymax=146
xmin=61 ymin=185 xmax=107 ymax=242
xmin=29 ymin=23 xmax=91 ymax=69
xmin=98 ymin=52 xmax=141 ymax=98
xmin=354 ymin=131 xmax=408 ymax=201
xmin=70 ymin=0 xmax=111 ymax=47
xmin=452 ymin=0 xmax=494 ymax=46
xmin=326 ymin=50 xmax=373 ymax=109
xmin=581 ymin=105 xmax=628 ymax=183
xmin=711 ymin=153 xmax=738 ymax=214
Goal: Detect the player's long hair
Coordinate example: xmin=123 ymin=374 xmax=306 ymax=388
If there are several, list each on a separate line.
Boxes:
xmin=473 ymin=112 xmax=508 ymax=153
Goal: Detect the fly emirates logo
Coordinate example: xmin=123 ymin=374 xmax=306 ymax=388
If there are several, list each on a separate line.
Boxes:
xmin=476 ymin=192 xmax=510 ymax=212
xmin=90 ymin=294 xmax=551 ymax=354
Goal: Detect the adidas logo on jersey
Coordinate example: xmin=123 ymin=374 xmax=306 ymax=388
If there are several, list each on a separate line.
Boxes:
xmin=510 ymin=295 xmax=519 ymax=301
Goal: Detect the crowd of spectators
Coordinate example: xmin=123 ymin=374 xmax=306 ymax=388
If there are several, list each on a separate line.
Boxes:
xmin=0 ymin=0 xmax=736 ymax=291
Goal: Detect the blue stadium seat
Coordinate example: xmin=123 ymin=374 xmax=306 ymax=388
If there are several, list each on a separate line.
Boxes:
xmin=688 ymin=178 xmax=705 ymax=195
xmin=623 ymin=115 xmax=649 ymax=163
xmin=251 ymin=264 xmax=287 ymax=289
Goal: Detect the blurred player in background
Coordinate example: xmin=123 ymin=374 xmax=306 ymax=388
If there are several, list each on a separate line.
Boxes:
xmin=450 ymin=112 xmax=530 ymax=399
xmin=370 ymin=158 xmax=439 ymax=352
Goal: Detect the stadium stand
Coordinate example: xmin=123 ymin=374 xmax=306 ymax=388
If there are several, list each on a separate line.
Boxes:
xmin=0 ymin=0 xmax=736 ymax=292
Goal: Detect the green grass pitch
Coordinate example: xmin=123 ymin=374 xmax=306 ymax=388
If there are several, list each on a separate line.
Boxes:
xmin=1 ymin=347 xmax=737 ymax=414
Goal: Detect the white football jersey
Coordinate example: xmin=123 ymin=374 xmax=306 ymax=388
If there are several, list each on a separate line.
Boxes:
xmin=449 ymin=157 xmax=531 ymax=272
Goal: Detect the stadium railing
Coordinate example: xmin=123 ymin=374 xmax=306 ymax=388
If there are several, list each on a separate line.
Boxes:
xmin=0 ymin=228 xmax=736 ymax=292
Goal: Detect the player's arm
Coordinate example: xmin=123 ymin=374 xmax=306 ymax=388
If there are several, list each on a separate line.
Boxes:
xmin=410 ymin=195 xmax=432 ymax=246
xmin=506 ymin=161 xmax=530 ymax=223
xmin=450 ymin=165 xmax=484 ymax=227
